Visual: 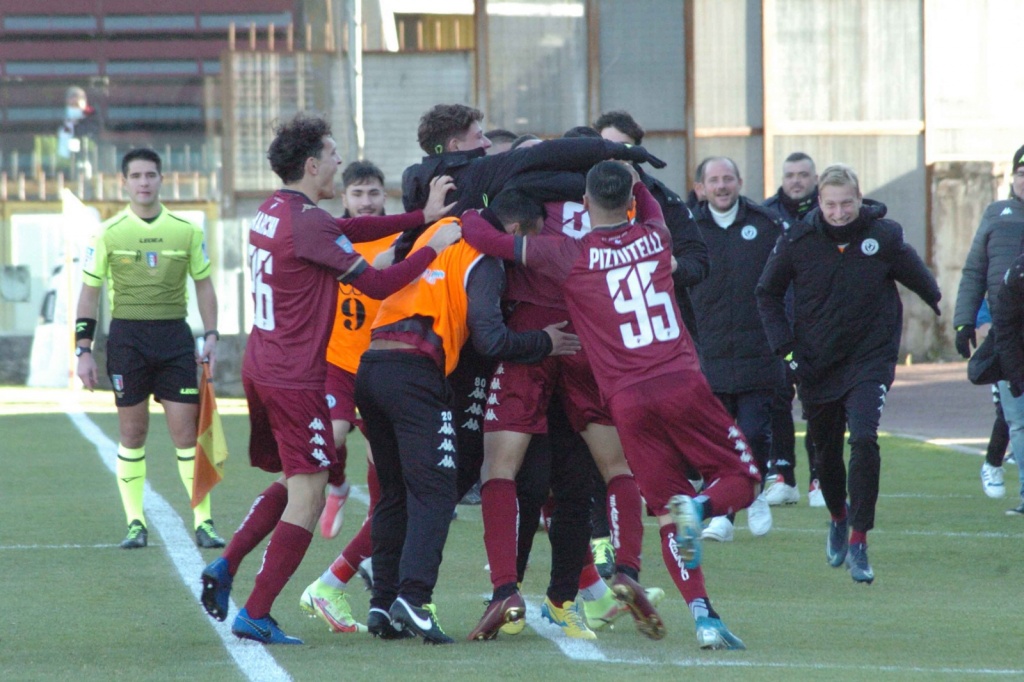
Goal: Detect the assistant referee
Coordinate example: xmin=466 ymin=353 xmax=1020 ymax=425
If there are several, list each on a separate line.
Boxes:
xmin=75 ymin=148 xmax=224 ymax=550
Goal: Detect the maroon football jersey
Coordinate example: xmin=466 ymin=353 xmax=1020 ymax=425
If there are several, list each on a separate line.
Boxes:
xmin=523 ymin=187 xmax=700 ymax=400
xmin=243 ymin=189 xmax=367 ymax=390
xmin=504 ymin=199 xmax=592 ymax=309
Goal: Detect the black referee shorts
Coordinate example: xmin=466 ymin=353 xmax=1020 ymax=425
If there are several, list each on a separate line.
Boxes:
xmin=106 ymin=318 xmax=199 ymax=407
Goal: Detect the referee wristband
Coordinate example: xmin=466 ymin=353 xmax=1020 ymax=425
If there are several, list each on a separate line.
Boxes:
xmin=75 ymin=317 xmax=97 ymax=342
xmin=203 ymin=329 xmax=220 ymax=341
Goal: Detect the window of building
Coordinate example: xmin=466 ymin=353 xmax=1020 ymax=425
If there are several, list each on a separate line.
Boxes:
xmin=106 ymin=61 xmax=200 ymax=76
xmin=3 ymin=15 xmax=97 ymax=31
xmin=103 ymin=15 xmax=197 ymax=32
xmin=106 ymin=106 xmax=203 ymax=122
xmin=5 ymin=61 xmax=99 ymax=77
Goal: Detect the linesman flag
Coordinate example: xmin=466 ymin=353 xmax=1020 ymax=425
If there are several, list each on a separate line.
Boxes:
xmin=192 ymin=363 xmax=228 ymax=508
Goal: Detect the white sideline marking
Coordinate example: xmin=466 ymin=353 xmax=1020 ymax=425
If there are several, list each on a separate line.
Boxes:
xmin=63 ymin=401 xmax=291 ymax=682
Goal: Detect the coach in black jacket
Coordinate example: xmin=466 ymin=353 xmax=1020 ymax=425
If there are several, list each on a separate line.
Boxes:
xmin=756 ymin=164 xmax=941 ymax=584
xmin=689 ymin=157 xmax=784 ymax=542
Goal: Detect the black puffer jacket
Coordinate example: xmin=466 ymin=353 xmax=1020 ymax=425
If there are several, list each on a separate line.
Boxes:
xmin=689 ymin=196 xmax=785 ymax=393
xmin=756 ymin=200 xmax=941 ymax=403
xmin=953 ymin=197 xmax=1024 ymax=329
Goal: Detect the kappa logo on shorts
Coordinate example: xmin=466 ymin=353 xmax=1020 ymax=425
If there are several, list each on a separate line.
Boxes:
xmin=493 ymin=364 xmax=505 ymax=375
xmin=461 ymin=418 xmax=480 ymax=431
xmin=464 ymin=403 xmax=483 ymax=416
xmin=485 ymin=408 xmax=497 ymax=421
xmin=489 ymin=377 xmax=501 ymax=391
xmin=469 ymin=385 xmax=487 ymax=400
xmin=438 ymin=422 xmax=455 ymax=435
xmin=487 ymin=394 xmax=500 ymax=406
xmin=310 ymin=448 xmax=330 ymax=467
xmin=309 ymin=433 xmax=326 ymax=446
xmin=437 ymin=454 xmax=456 ymax=469
xmin=308 ymin=418 xmax=325 ymax=431
xmin=438 ymin=438 xmax=456 ymax=453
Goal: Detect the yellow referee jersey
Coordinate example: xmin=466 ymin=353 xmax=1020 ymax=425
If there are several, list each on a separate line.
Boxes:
xmin=82 ymin=205 xmax=211 ymax=320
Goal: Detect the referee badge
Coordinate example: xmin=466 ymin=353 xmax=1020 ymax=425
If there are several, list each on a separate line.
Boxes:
xmin=112 ymin=375 xmax=124 ymax=392
xmin=741 ymin=225 xmax=758 ymax=240
xmin=146 ymin=252 xmax=158 ymax=267
xmin=861 ymin=238 xmax=879 ymax=256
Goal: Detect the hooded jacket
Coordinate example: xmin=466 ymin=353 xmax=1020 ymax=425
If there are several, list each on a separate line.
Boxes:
xmin=756 ymin=199 xmax=941 ymax=403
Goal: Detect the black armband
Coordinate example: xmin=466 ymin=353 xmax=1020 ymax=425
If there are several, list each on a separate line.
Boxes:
xmin=75 ymin=318 xmax=97 ymax=342
xmin=203 ymin=329 xmax=220 ymax=341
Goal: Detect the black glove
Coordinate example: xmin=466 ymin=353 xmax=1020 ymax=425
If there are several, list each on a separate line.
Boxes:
xmin=955 ymin=324 xmax=976 ymax=359
xmin=620 ymin=144 xmax=667 ymax=169
xmin=783 ymin=349 xmax=816 ymax=384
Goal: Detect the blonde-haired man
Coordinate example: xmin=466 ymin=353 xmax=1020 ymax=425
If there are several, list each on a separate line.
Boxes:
xmin=756 ymin=164 xmax=941 ymax=584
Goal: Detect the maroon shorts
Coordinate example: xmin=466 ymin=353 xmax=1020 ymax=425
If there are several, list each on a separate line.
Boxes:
xmin=608 ymin=370 xmax=762 ymax=516
xmin=244 ymin=375 xmax=338 ymax=478
xmin=325 ymin=362 xmax=363 ymax=431
xmin=484 ymin=303 xmax=611 ymax=434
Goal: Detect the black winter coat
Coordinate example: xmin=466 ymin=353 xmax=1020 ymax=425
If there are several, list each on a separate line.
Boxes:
xmin=639 ymin=169 xmax=709 ymax=346
xmin=994 ymin=253 xmax=1024 ymax=387
xmin=756 ymin=200 xmax=941 ymax=404
xmin=689 ymin=196 xmax=785 ymax=393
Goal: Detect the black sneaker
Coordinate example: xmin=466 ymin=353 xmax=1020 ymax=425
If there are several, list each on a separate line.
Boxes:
xmin=1005 ymin=502 xmax=1024 ymax=517
xmin=195 ymin=520 xmax=226 ymax=548
xmin=367 ymin=607 xmax=413 ymax=640
xmin=120 ymin=520 xmax=148 ymax=549
xmin=389 ymin=597 xmax=454 ymax=644
xmin=846 ymin=542 xmax=874 ymax=584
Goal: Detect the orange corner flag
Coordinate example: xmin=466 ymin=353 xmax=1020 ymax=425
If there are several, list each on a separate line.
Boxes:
xmin=192 ymin=363 xmax=228 ymax=508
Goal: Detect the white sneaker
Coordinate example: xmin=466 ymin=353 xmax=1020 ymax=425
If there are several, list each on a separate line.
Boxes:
xmin=747 ymin=493 xmax=772 ymax=536
xmin=764 ymin=481 xmax=800 ymax=506
xmin=702 ymin=516 xmax=734 ymax=542
xmin=981 ymin=463 xmax=1006 ymax=499
xmin=808 ymin=479 xmax=826 ymax=508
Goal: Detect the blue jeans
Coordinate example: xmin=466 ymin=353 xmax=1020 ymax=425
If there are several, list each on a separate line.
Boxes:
xmin=996 ymin=381 xmax=1024 ymax=500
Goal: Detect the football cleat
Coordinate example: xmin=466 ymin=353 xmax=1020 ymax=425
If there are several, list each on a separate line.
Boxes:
xmin=468 ymin=591 xmax=526 ymax=641
xmin=1006 ymin=501 xmax=1024 ymax=517
xmin=586 ymin=586 xmax=665 ymax=630
xmin=695 ymin=616 xmax=746 ymax=650
xmin=367 ymin=607 xmax=413 ymax=640
xmin=667 ymin=494 xmax=703 ymax=568
xmin=195 ymin=519 xmax=226 ymax=549
xmin=231 ymin=608 xmax=303 ymax=645
xmin=591 ymin=537 xmax=616 ymax=580
xmin=389 ymin=597 xmax=453 ymax=645
xmin=319 ymin=484 xmax=350 ymax=539
xmin=200 ymin=557 xmax=233 ymax=621
xmin=299 ymin=579 xmax=367 ymax=633
xmin=541 ymin=598 xmax=596 ymax=640
xmin=610 ymin=573 xmax=666 ymax=640
xmin=120 ymin=520 xmax=148 ymax=549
